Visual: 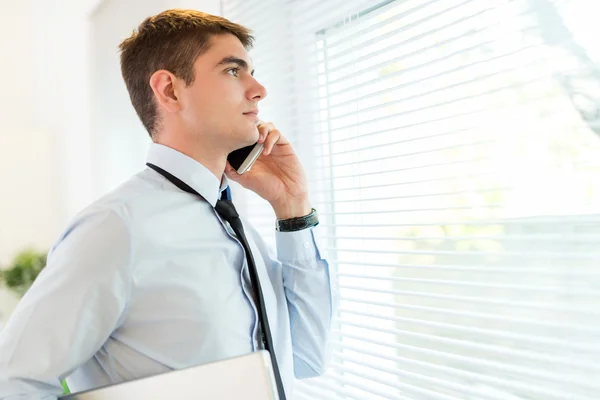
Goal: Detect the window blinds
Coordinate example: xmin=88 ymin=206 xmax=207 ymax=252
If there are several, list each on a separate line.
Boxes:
xmin=222 ymin=0 xmax=600 ymax=399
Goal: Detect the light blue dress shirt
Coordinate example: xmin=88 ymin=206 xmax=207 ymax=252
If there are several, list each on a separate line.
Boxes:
xmin=0 ymin=143 xmax=336 ymax=399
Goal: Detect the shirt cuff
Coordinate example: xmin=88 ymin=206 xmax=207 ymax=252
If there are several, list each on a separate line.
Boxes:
xmin=275 ymin=227 xmax=321 ymax=264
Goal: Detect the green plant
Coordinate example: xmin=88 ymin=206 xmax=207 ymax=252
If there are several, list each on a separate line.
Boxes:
xmin=0 ymin=249 xmax=47 ymax=297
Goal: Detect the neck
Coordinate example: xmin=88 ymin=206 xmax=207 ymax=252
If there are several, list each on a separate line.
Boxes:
xmin=155 ymin=133 xmax=228 ymax=180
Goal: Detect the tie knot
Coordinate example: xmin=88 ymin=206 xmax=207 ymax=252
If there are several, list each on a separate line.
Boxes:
xmin=215 ymin=199 xmax=239 ymax=223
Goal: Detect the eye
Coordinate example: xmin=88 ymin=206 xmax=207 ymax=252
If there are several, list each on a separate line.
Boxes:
xmin=227 ymin=68 xmax=240 ymax=77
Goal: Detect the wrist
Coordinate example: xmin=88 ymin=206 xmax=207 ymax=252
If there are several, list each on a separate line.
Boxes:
xmin=271 ymin=198 xmax=312 ymax=220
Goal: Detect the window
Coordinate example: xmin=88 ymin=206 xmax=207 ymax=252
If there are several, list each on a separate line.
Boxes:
xmin=223 ymin=0 xmax=600 ymax=398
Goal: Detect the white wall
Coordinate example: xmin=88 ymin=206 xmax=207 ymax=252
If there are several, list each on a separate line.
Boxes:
xmin=0 ymin=0 xmax=99 ymax=324
xmin=0 ymin=0 xmax=62 ymax=263
xmin=0 ymin=0 xmax=220 ymax=325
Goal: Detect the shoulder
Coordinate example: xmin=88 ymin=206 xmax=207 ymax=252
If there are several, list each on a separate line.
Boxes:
xmin=48 ymin=170 xmax=159 ymax=256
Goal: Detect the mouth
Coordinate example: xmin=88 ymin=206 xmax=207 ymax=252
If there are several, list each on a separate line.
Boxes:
xmin=243 ymin=111 xmax=259 ymax=120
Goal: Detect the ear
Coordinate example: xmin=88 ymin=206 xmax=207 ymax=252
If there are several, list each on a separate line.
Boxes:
xmin=149 ymin=70 xmax=182 ymax=113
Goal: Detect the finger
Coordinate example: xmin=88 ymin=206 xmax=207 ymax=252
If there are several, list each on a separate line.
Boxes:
xmin=273 ymin=132 xmax=290 ymax=146
xmin=257 ymin=124 xmax=266 ymax=143
xmin=263 ymin=129 xmax=281 ymax=155
xmin=257 ymin=122 xmax=274 ymax=144
xmin=256 ymin=122 xmax=267 ymax=143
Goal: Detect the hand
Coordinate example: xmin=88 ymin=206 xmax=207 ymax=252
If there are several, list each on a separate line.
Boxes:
xmin=225 ymin=122 xmax=312 ymax=219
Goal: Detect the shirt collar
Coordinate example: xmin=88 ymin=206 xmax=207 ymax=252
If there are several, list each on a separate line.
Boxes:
xmin=146 ymin=143 xmax=229 ymax=207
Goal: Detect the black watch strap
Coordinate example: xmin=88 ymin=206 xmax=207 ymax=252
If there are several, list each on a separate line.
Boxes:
xmin=276 ymin=208 xmax=319 ymax=232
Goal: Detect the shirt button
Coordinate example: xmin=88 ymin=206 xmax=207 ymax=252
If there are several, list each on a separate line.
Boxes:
xmin=303 ymin=241 xmax=310 ymax=249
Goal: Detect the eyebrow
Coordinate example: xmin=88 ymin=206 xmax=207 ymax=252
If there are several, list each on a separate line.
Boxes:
xmin=216 ymin=56 xmax=255 ymax=76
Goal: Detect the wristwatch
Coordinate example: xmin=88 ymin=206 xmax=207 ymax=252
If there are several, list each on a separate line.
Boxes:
xmin=276 ymin=208 xmax=319 ymax=232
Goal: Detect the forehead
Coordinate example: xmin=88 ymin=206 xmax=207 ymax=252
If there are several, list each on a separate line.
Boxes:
xmin=195 ymin=33 xmax=253 ymax=69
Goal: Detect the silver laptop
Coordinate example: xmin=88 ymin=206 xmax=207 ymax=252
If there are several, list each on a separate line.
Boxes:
xmin=61 ymin=351 xmax=279 ymax=399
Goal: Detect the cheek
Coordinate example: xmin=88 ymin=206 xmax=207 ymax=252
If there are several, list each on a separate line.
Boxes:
xmin=184 ymin=80 xmax=244 ymax=124
xmin=185 ymin=89 xmax=214 ymax=121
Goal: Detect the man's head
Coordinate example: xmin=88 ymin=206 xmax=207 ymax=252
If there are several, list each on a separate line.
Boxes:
xmin=119 ymin=9 xmax=266 ymax=152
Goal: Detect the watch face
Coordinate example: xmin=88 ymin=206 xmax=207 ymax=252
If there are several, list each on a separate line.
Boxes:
xmin=293 ymin=220 xmax=308 ymax=230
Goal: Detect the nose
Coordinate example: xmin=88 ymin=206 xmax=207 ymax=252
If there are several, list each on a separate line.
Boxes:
xmin=248 ymin=77 xmax=267 ymax=101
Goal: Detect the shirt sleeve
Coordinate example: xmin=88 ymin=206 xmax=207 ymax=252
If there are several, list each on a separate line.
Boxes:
xmin=0 ymin=207 xmax=133 ymax=400
xmin=275 ymin=227 xmax=338 ymax=379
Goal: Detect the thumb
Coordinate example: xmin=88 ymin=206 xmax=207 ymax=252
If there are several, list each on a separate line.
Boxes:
xmin=225 ymin=162 xmax=246 ymax=184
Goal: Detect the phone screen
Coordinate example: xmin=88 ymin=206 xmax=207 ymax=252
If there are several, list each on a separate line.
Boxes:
xmin=227 ymin=142 xmax=264 ymax=174
xmin=228 ymin=144 xmax=255 ymax=170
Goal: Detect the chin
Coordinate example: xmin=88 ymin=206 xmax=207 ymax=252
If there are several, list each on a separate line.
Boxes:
xmin=230 ymin=133 xmax=258 ymax=151
xmin=244 ymin=128 xmax=260 ymax=145
xmin=229 ymin=121 xmax=259 ymax=147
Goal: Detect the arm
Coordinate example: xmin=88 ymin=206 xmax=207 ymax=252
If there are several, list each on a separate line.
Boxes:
xmin=0 ymin=208 xmax=132 ymax=399
xmin=276 ymin=227 xmax=337 ymax=379
xmin=224 ymin=123 xmax=338 ymax=377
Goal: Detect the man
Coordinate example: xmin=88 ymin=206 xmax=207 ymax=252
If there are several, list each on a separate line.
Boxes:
xmin=0 ymin=9 xmax=335 ymax=399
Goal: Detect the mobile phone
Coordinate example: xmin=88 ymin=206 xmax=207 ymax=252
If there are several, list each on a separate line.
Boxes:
xmin=227 ymin=142 xmax=265 ymax=174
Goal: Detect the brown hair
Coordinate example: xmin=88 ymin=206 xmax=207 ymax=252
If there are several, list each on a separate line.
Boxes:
xmin=118 ymin=9 xmax=254 ymax=137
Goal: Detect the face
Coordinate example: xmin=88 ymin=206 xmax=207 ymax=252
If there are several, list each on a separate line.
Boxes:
xmin=177 ymin=34 xmax=267 ymax=151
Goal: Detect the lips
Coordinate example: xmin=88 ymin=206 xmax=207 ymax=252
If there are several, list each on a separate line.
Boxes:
xmin=243 ymin=110 xmax=259 ymax=123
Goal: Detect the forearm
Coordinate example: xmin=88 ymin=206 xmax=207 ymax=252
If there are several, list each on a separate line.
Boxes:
xmin=276 ymin=228 xmax=337 ymax=378
xmin=271 ymin=198 xmax=311 ymax=220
